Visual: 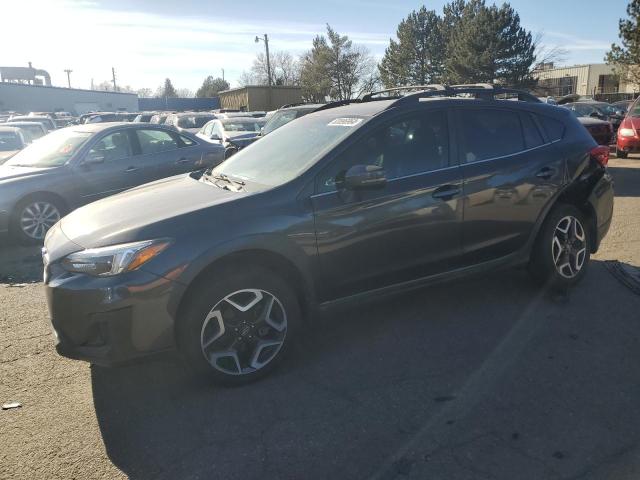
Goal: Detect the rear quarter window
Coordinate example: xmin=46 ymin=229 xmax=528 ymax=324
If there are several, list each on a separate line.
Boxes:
xmin=536 ymin=115 xmax=565 ymax=142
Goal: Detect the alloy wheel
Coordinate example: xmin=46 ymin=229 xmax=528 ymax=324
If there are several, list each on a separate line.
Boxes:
xmin=20 ymin=201 xmax=61 ymax=240
xmin=551 ymin=215 xmax=587 ymax=279
xmin=200 ymin=289 xmax=287 ymax=375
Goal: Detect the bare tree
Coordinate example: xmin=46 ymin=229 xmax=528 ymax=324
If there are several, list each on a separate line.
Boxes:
xmin=239 ymin=50 xmax=300 ymax=86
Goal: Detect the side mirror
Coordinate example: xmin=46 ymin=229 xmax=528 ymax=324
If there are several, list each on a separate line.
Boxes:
xmin=344 ymin=164 xmax=386 ymax=190
xmin=84 ymin=153 xmax=105 ymax=165
xmin=615 ymin=110 xmax=625 ymax=117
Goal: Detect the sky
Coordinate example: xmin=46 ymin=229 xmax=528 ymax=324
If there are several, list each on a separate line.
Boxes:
xmin=1 ymin=0 xmax=629 ymax=93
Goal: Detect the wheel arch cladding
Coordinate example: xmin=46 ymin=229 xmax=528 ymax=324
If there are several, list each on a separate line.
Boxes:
xmin=173 ymin=248 xmax=313 ymax=339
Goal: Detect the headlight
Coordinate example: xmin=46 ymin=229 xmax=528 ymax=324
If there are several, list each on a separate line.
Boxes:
xmin=619 ymin=128 xmax=635 ymax=137
xmin=62 ymin=239 xmax=171 ymax=277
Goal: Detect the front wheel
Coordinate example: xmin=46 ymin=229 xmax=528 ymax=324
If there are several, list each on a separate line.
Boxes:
xmin=177 ymin=267 xmax=301 ymax=385
xmin=529 ymin=204 xmax=591 ymax=290
xmin=12 ymin=196 xmax=64 ymax=244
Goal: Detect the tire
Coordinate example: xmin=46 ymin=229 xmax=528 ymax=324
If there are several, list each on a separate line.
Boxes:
xmin=616 ymin=148 xmax=628 ymax=159
xmin=528 ymin=204 xmax=591 ymax=290
xmin=177 ymin=266 xmax=301 ymax=385
xmin=11 ymin=195 xmax=65 ymax=245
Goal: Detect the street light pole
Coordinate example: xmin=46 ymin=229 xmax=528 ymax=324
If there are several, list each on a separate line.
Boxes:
xmin=221 ymin=68 xmax=225 ymax=82
xmin=64 ymin=69 xmax=72 ymax=88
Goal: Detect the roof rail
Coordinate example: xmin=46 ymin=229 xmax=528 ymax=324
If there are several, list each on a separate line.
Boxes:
xmin=313 ymin=99 xmax=359 ymax=112
xmin=385 ymin=84 xmax=541 ymax=108
xmin=359 ymin=85 xmax=447 ymax=101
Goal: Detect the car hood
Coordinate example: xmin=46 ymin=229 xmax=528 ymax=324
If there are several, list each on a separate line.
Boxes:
xmin=0 ymin=164 xmax=58 ymax=182
xmin=60 ymin=173 xmax=247 ymax=248
xmin=0 ymin=150 xmax=19 ymax=164
xmin=621 ymin=116 xmax=640 ymax=130
xmin=226 ymin=132 xmax=260 ymax=147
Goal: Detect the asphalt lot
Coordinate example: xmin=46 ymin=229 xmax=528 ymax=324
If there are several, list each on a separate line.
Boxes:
xmin=1 ymin=156 xmax=639 ymax=480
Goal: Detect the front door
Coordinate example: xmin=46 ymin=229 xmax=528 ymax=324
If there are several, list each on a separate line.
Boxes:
xmin=72 ymin=129 xmax=144 ymax=203
xmin=311 ymin=109 xmax=464 ymax=302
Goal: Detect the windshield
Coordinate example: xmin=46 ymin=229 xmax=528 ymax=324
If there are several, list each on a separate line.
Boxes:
xmin=263 ymin=109 xmax=305 ymax=135
xmin=177 ymin=115 xmax=215 ymax=128
xmin=5 ymin=129 xmax=91 ymax=167
xmin=212 ymin=113 xmax=365 ymax=187
xmin=222 ymin=119 xmax=265 ymax=133
xmin=0 ymin=132 xmax=21 ymax=151
xmin=10 ymin=124 xmax=45 ymax=139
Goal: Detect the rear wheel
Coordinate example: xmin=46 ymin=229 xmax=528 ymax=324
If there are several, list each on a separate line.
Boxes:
xmin=616 ymin=148 xmax=628 ymax=159
xmin=11 ymin=196 xmax=64 ymax=244
xmin=177 ymin=267 xmax=301 ymax=385
xmin=529 ymin=204 xmax=591 ymax=290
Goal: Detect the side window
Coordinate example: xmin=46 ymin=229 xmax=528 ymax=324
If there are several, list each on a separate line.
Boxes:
xmin=136 ymin=129 xmax=179 ymax=154
xmin=536 ymin=115 xmax=565 ymax=142
xmin=88 ymin=131 xmax=132 ymax=162
xmin=179 ymin=134 xmax=196 ymax=147
xmin=459 ymin=109 xmax=524 ymax=163
xmin=520 ymin=113 xmax=544 ymax=149
xmin=202 ymin=122 xmax=213 ymax=136
xmin=316 ymin=111 xmax=449 ymax=193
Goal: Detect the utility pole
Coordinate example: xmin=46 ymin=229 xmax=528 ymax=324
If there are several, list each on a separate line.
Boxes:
xmin=255 ymin=34 xmax=272 ymax=86
xmin=221 ymin=68 xmax=225 ymax=82
xmin=111 ymin=67 xmax=117 ymax=91
xmin=64 ymin=69 xmax=72 ymax=88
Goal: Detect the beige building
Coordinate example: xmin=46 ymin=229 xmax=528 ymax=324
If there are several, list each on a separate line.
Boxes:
xmin=218 ymin=85 xmax=303 ymax=111
xmin=534 ymin=63 xmax=637 ymax=97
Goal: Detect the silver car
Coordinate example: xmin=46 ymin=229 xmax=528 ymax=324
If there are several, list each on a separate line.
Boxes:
xmin=0 ymin=122 xmax=224 ymax=243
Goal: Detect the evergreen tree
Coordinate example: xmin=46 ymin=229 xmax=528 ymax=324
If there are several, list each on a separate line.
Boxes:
xmin=444 ymin=0 xmax=536 ymax=87
xmin=196 ymin=76 xmax=230 ymax=97
xmin=379 ymin=7 xmax=445 ymax=87
xmin=606 ymin=0 xmax=640 ymax=88
xmin=160 ymin=78 xmax=177 ymax=98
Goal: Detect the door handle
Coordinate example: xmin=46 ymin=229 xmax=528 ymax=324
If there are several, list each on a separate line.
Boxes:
xmin=536 ymin=167 xmax=557 ymax=180
xmin=176 ymin=157 xmax=190 ymax=164
xmin=432 ymin=185 xmax=461 ymax=200
xmin=124 ymin=166 xmax=139 ymax=173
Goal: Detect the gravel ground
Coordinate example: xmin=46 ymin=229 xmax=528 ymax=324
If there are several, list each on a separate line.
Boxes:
xmin=1 ymin=157 xmax=639 ymax=480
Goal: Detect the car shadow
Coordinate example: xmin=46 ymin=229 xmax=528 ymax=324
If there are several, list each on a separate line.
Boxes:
xmin=0 ymin=236 xmax=43 ymax=283
xmin=607 ymin=164 xmax=640 ymax=197
xmin=90 ymin=261 xmax=637 ymax=480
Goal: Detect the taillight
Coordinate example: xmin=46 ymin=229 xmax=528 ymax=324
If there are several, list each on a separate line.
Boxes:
xmin=590 ymin=145 xmax=609 ymax=167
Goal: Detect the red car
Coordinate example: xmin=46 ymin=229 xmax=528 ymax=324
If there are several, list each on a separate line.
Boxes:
xmin=616 ymin=98 xmax=640 ymax=158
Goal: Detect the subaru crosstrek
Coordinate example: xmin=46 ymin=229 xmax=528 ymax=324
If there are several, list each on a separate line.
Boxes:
xmin=43 ymin=85 xmax=614 ymax=385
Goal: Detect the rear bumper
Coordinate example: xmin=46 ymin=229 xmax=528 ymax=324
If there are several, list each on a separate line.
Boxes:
xmin=588 ymin=171 xmax=614 ymax=252
xmin=45 ymin=265 xmax=186 ymax=366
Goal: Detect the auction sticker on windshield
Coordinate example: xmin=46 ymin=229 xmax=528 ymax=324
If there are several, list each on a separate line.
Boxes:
xmin=328 ymin=117 xmax=363 ymax=127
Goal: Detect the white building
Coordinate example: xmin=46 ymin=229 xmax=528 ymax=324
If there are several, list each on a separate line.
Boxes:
xmin=534 ymin=63 xmax=637 ymax=98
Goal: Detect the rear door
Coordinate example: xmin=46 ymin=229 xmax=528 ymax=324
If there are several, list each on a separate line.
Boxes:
xmin=456 ymin=106 xmax=564 ymax=264
xmin=311 ymin=109 xmax=464 ymax=301
xmin=71 ymin=129 xmax=144 ymax=201
xmin=132 ymin=128 xmax=203 ymax=180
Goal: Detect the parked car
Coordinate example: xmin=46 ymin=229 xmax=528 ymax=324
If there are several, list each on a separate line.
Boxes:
xmin=3 ymin=121 xmax=47 ymax=142
xmin=42 ymin=85 xmax=613 ymax=385
xmin=133 ymin=112 xmax=155 ymax=123
xmin=149 ymin=113 xmax=170 ymax=125
xmin=85 ymin=112 xmax=138 ymax=123
xmin=571 ymin=115 xmax=614 ymax=146
xmin=0 ymin=123 xmax=224 ymax=243
xmin=616 ymin=98 xmax=640 ymax=158
xmin=164 ymin=112 xmax=218 ymax=134
xmin=197 ymin=117 xmax=266 ymax=158
xmin=261 ymin=103 xmax=324 ymax=136
xmin=0 ymin=127 xmax=27 ymax=164
xmin=561 ymin=101 xmax=624 ymax=141
xmin=612 ymin=99 xmax=634 ymax=113
xmin=8 ymin=115 xmax=56 ymax=132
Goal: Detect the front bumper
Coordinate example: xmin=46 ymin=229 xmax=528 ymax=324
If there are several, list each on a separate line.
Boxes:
xmin=45 ymin=263 xmax=186 ymax=366
xmin=617 ymin=135 xmax=640 ymax=153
